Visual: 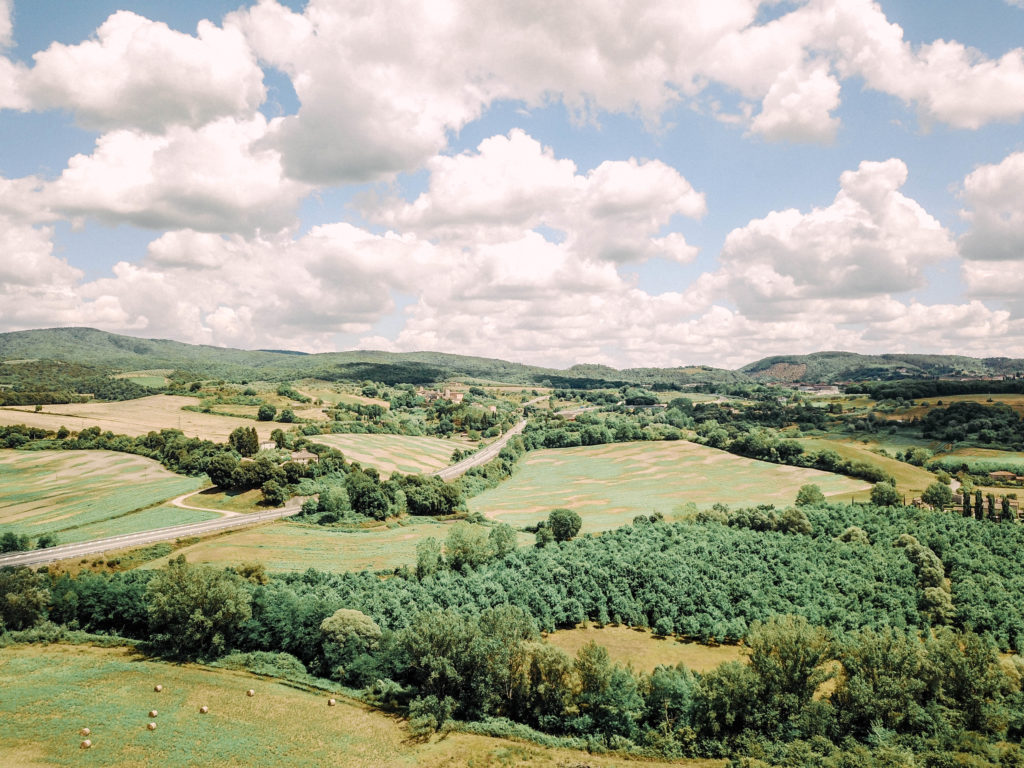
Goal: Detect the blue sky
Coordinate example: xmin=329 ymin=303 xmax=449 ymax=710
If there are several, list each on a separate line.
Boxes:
xmin=1 ymin=0 xmax=1023 ymax=368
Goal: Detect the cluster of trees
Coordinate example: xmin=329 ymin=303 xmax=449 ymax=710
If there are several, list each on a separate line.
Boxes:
xmin=848 ymin=377 xmax=1024 ymax=401
xmin=0 ymin=360 xmax=156 ymax=405
xmin=918 ymin=401 xmax=1024 ymax=449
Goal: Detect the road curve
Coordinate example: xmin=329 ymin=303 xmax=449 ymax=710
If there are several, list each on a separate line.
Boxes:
xmin=0 ymin=498 xmax=303 ymax=569
xmin=434 ymin=419 xmax=526 ymax=481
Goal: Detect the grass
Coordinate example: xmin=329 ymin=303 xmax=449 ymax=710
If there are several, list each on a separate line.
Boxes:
xmin=0 ymin=395 xmax=279 ymax=442
xmin=884 ymin=393 xmax=1024 ymax=420
xmin=0 ymin=644 xmax=720 ymax=768
xmin=545 ymin=624 xmax=743 ymax=674
xmin=467 ymin=441 xmax=869 ymax=533
xmin=181 ymin=488 xmax=269 ymax=514
xmin=310 ymin=433 xmax=478 ymax=477
xmin=136 ymin=518 xmax=529 ymax=573
xmin=796 ymin=437 xmax=938 ymax=499
xmin=0 ymin=450 xmax=213 ymax=544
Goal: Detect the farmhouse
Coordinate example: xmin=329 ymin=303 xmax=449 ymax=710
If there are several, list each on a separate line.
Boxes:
xmin=258 ymin=440 xmax=277 ymax=452
xmin=989 ymin=470 xmax=1020 ymax=484
xmin=290 ymin=449 xmax=319 ymax=464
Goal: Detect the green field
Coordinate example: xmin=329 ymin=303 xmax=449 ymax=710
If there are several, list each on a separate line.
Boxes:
xmin=137 ymin=518 xmax=534 ymax=573
xmin=0 ymin=644 xmax=716 ymax=768
xmin=310 ymin=434 xmax=477 ymax=477
xmin=0 ymin=450 xmax=211 ymax=544
xmin=468 ymin=441 xmax=869 ymax=532
xmin=796 ymin=437 xmax=938 ymax=498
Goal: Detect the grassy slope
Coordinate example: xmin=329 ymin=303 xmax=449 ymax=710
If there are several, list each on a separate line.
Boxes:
xmin=796 ymin=437 xmax=937 ymax=499
xmin=468 ymin=441 xmax=869 ymax=531
xmin=0 ymin=450 xmax=211 ymax=543
xmin=0 ymin=644 xmax=720 ymax=768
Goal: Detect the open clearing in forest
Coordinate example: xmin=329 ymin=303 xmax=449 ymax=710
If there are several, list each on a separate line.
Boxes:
xmin=468 ymin=441 xmax=869 ymax=532
xmin=0 ymin=395 xmax=277 ymax=442
xmin=0 ymin=450 xmax=213 ymax=544
xmin=796 ymin=437 xmax=937 ymax=499
xmin=310 ymin=433 xmax=477 ymax=477
xmin=0 ymin=644 xmax=720 ymax=768
xmin=545 ymin=624 xmax=743 ymax=673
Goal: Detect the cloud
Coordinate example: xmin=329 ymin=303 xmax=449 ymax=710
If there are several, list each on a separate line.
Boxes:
xmin=713 ymin=158 xmax=956 ymax=318
xmin=371 ymin=130 xmax=704 ymax=264
xmin=25 ymin=11 xmax=265 ymax=132
xmin=748 ymin=60 xmax=840 ymax=142
xmin=43 ymin=116 xmax=308 ymax=233
xmin=959 ymin=151 xmax=1024 ymax=262
xmin=0 ymin=0 xmax=11 ymax=49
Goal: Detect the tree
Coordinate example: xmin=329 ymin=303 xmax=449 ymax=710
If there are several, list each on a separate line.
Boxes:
xmin=445 ymin=522 xmax=492 ymax=570
xmin=0 ymin=567 xmax=50 ymax=631
xmin=921 ymin=481 xmax=953 ymax=509
xmin=261 ymin=480 xmax=288 ymax=507
xmin=228 ymin=426 xmax=259 ymax=457
xmin=870 ymin=481 xmax=902 ymax=507
xmin=320 ymin=608 xmax=382 ymax=680
xmin=345 ymin=470 xmax=390 ymax=520
xmin=488 ymin=523 xmax=518 ymax=559
xmin=794 ymin=484 xmax=826 ymax=507
xmin=145 ymin=557 xmax=252 ymax=659
xmin=206 ymin=453 xmax=239 ymax=487
xmin=257 ymin=404 xmax=277 ymax=421
xmin=278 ymin=408 xmax=296 ymax=423
xmin=416 ymin=537 xmax=443 ymax=579
xmin=548 ymin=508 xmax=582 ymax=542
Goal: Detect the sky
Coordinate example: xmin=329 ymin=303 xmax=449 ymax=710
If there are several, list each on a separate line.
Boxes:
xmin=1 ymin=0 xmax=1023 ymax=370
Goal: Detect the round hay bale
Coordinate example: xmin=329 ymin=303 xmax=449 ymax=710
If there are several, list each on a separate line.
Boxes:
xmin=199 ymin=705 xmax=209 ymax=714
xmin=80 ymin=739 xmax=92 ymax=749
xmin=147 ymin=722 xmax=157 ymax=731
xmin=148 ymin=710 xmax=158 ymax=718
xmin=327 ymin=698 xmax=336 ymax=707
xmin=246 ymin=689 xmax=255 ymax=697
xmin=79 ymin=727 xmax=91 ymax=736
xmin=154 ymin=684 xmax=163 ymax=692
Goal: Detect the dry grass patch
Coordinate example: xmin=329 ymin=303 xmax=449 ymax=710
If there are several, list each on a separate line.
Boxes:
xmin=311 ymin=433 xmax=477 ymax=477
xmin=0 ymin=395 xmax=277 ymax=442
xmin=546 ymin=624 xmax=743 ymax=674
xmin=797 ymin=437 xmax=937 ymax=499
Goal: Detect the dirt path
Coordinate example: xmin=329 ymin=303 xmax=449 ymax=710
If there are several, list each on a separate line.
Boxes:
xmin=168 ymin=489 xmax=240 ymax=517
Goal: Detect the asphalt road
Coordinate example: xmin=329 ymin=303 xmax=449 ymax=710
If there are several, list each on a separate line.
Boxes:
xmin=433 ymin=418 xmax=526 ymax=480
xmin=0 ymin=497 xmax=303 ymax=569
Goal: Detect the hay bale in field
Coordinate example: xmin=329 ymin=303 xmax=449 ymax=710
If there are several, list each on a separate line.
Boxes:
xmin=199 ymin=705 xmax=209 ymax=714
xmin=154 ymin=684 xmax=163 ymax=692
xmin=80 ymin=739 xmax=92 ymax=749
xmin=148 ymin=710 xmax=158 ymax=718
xmin=79 ymin=727 xmax=90 ymax=736
xmin=246 ymin=689 xmax=254 ymax=697
xmin=327 ymin=698 xmax=336 ymax=707
xmin=147 ymin=722 xmax=157 ymax=731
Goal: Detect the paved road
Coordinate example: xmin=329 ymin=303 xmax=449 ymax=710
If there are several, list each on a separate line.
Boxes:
xmin=434 ymin=419 xmax=527 ymax=480
xmin=0 ymin=497 xmax=303 ymax=569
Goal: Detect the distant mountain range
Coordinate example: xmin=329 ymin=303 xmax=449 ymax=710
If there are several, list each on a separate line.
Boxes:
xmin=2 ymin=328 xmax=1023 ymax=387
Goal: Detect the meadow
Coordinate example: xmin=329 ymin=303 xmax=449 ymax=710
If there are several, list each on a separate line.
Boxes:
xmin=468 ymin=441 xmax=869 ymax=532
xmin=310 ymin=433 xmax=477 ymax=477
xmin=0 ymin=395 xmax=276 ymax=442
xmin=0 ymin=644 xmax=719 ymax=768
xmin=545 ymin=624 xmax=743 ymax=673
xmin=0 ymin=450 xmax=213 ymax=544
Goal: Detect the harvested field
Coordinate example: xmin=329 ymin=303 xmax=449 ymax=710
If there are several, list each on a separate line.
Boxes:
xmin=310 ymin=433 xmax=477 ymax=477
xmin=468 ymin=441 xmax=869 ymax=532
xmin=0 ymin=450 xmax=212 ymax=544
xmin=0 ymin=644 xmax=718 ymax=768
xmin=546 ymin=624 xmax=743 ymax=673
xmin=0 ymin=395 xmax=277 ymax=442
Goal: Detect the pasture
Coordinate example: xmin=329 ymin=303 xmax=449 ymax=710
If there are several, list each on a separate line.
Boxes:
xmin=545 ymin=624 xmax=743 ymax=673
xmin=0 ymin=395 xmax=277 ymax=442
xmin=0 ymin=450 xmax=212 ymax=544
xmin=310 ymin=433 xmax=477 ymax=477
xmin=884 ymin=393 xmax=1024 ymax=420
xmin=467 ymin=441 xmax=869 ymax=532
xmin=0 ymin=644 xmax=717 ymax=768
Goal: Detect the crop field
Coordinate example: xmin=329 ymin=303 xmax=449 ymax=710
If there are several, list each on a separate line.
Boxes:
xmin=0 ymin=450 xmax=212 ymax=544
xmin=137 ymin=518 xmax=526 ymax=573
xmin=113 ymin=369 xmax=173 ymax=388
xmin=885 ymin=393 xmax=1024 ymax=420
xmin=200 ymin=403 xmax=328 ymax=422
xmin=0 ymin=395 xmax=277 ymax=442
xmin=468 ymin=441 xmax=870 ymax=532
xmin=545 ymin=625 xmax=743 ymax=673
xmin=0 ymin=644 xmax=718 ymax=768
xmin=310 ymin=433 xmax=477 ymax=476
xmin=796 ymin=437 xmax=937 ymax=498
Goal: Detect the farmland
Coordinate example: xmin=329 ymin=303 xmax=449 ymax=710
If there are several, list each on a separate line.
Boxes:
xmin=468 ymin=440 xmax=869 ymax=532
xmin=0 ymin=395 xmax=276 ymax=442
xmin=0 ymin=644 xmax=715 ymax=768
xmin=0 ymin=450 xmax=212 ymax=544
xmin=310 ymin=433 xmax=477 ymax=477
xmin=796 ymin=437 xmax=937 ymax=498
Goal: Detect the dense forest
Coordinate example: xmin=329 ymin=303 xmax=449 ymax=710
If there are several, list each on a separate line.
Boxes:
xmin=6 ymin=503 xmax=1024 ymax=764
